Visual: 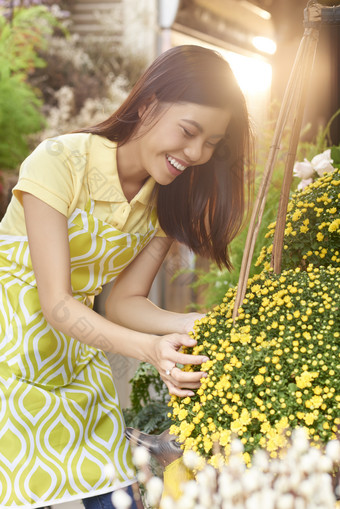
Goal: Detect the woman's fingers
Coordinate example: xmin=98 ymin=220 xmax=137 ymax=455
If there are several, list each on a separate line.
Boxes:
xmin=161 ymin=366 xmax=207 ymax=397
xmin=170 ymin=366 xmax=206 ymax=384
xmin=161 ymin=334 xmax=209 ymax=367
xmin=173 ymin=351 xmax=209 ymax=367
xmin=164 ymin=381 xmax=196 ymax=398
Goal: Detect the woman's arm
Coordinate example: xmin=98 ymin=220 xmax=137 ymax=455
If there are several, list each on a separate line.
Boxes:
xmin=22 ymin=192 xmax=207 ymax=396
xmin=105 ymin=236 xmax=204 ymax=335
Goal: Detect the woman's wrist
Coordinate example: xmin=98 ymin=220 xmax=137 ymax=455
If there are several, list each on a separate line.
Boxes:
xmin=137 ymin=333 xmax=159 ymax=365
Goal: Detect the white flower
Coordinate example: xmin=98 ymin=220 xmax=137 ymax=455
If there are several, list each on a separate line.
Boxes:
xmin=230 ymin=438 xmax=244 ymax=454
xmin=218 ymin=472 xmax=233 ymax=499
xmin=242 ymin=469 xmax=261 ymax=493
xmin=311 ymin=148 xmax=335 ymax=176
xmin=228 ymin=454 xmax=246 ymax=475
xmin=252 ymin=449 xmax=269 ymax=470
xmin=176 ymin=495 xmax=196 ymax=509
xmin=313 ymin=473 xmax=336 ymax=506
xmin=137 ymin=471 xmax=147 ymax=484
xmin=299 ymin=478 xmax=314 ymax=499
xmin=259 ymin=488 xmax=276 ymax=509
xmin=146 ymin=476 xmax=164 ymax=507
xmin=182 ymin=480 xmax=199 ymax=499
xmin=297 ymin=177 xmax=313 ymax=191
xmin=293 ymin=160 xmax=315 ymax=179
xmin=325 ymin=439 xmax=340 ymax=462
xmin=299 ymin=454 xmax=315 ymax=474
xmin=132 ymin=446 xmax=150 ymax=467
xmin=291 ymin=427 xmax=310 ymax=454
xmin=245 ymin=493 xmax=262 ymax=509
xmin=294 ymin=496 xmax=307 ymax=509
xmin=196 ymin=465 xmax=216 ymax=490
xmin=183 ymin=450 xmax=201 ymax=470
xmin=111 ymin=489 xmax=132 ymax=509
xmin=228 ymin=479 xmax=243 ymax=498
xmin=274 ymin=476 xmax=291 ymax=494
xmin=277 ymin=493 xmax=294 ymax=509
xmin=160 ymin=495 xmax=175 ymax=509
xmin=287 ymin=470 xmax=303 ymax=491
xmin=316 ymin=455 xmax=333 ymax=473
xmin=103 ymin=462 xmax=116 ymax=483
xmin=196 ymin=490 xmax=212 ymax=508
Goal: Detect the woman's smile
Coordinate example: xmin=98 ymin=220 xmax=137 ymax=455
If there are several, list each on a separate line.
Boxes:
xmin=166 ymin=154 xmax=188 ymax=176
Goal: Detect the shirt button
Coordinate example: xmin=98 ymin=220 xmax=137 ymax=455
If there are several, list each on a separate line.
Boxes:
xmin=122 ymin=204 xmax=130 ymax=215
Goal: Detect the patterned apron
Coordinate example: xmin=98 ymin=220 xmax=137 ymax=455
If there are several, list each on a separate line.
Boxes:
xmin=0 ymin=199 xmax=158 ymax=507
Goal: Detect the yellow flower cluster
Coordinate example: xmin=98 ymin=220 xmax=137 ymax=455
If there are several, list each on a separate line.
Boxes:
xmin=256 ymin=168 xmax=340 ymax=271
xmin=169 ymin=166 xmax=340 ymax=467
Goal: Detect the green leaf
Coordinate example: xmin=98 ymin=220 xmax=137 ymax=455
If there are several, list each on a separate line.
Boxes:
xmin=331 ymin=145 xmax=340 ymax=166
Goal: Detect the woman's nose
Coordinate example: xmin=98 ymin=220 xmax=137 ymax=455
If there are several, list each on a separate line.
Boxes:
xmin=183 ymin=139 xmax=203 ymax=163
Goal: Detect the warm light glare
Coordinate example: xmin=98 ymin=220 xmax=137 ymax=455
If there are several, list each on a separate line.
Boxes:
xmin=221 ymin=51 xmax=272 ymax=96
xmin=171 ymin=31 xmax=273 ymax=127
xmin=252 ymin=36 xmax=277 ymax=55
xmin=239 ymin=0 xmax=272 ymax=20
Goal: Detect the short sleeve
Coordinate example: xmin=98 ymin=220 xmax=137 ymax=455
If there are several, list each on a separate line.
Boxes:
xmin=13 ymin=134 xmax=89 ymax=216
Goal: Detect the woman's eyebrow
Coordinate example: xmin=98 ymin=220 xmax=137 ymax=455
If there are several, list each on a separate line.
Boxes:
xmin=181 ymin=119 xmax=225 ymax=138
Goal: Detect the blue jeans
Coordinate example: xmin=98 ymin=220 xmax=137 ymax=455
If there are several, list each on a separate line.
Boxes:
xmin=82 ymin=485 xmax=141 ymax=509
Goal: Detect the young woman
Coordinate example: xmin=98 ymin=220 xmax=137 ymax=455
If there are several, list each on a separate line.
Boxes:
xmin=0 ymin=45 xmax=252 ymax=508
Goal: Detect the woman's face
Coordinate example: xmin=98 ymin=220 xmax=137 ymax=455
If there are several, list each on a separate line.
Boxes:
xmin=133 ymin=101 xmax=232 ymax=185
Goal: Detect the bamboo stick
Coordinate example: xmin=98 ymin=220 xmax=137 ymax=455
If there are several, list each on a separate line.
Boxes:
xmin=271 ymin=28 xmax=320 ymax=272
xmin=232 ymin=5 xmax=322 ymax=320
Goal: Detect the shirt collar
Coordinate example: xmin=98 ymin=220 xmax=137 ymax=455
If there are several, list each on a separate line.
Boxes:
xmin=88 ymin=135 xmax=156 ymax=205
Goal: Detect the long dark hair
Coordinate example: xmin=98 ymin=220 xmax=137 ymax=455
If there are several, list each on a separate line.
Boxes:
xmin=79 ymin=45 xmax=253 ymax=269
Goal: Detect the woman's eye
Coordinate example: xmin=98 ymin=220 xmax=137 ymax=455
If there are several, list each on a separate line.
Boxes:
xmin=206 ymin=140 xmax=219 ymax=148
xmin=182 ymin=127 xmax=194 ymax=137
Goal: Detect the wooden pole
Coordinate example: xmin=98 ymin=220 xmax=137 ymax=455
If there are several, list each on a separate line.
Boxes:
xmin=271 ymin=27 xmax=320 ymax=272
xmin=232 ymin=2 xmax=322 ymax=320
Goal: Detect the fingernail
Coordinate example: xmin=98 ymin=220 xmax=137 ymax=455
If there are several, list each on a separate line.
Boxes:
xmin=188 ymin=391 xmax=195 ymax=396
xmin=201 ymin=372 xmax=208 ymax=378
xmin=202 ymin=357 xmax=209 ymax=362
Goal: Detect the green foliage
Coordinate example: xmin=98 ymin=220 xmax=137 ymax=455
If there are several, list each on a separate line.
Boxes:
xmin=297 ymin=108 xmax=340 ymax=159
xmin=123 ymin=402 xmax=172 ymax=435
xmin=0 ymin=5 xmax=60 ymax=169
xmin=123 ymin=362 xmax=171 ymax=435
xmin=0 ymin=5 xmax=58 ymax=78
xmin=0 ymin=74 xmax=45 ymax=169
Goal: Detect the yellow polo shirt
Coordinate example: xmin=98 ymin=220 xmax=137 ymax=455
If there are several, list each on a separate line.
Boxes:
xmin=0 ymin=133 xmax=164 ymax=237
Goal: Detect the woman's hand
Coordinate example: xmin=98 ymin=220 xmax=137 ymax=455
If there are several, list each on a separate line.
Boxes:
xmin=150 ymin=332 xmax=208 ymax=398
xmin=180 ymin=312 xmax=205 ymax=334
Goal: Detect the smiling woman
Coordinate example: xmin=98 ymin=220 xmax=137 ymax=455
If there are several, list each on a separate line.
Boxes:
xmin=0 ymin=44 xmax=253 ymax=509
xmin=83 ymin=45 xmax=253 ymax=269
